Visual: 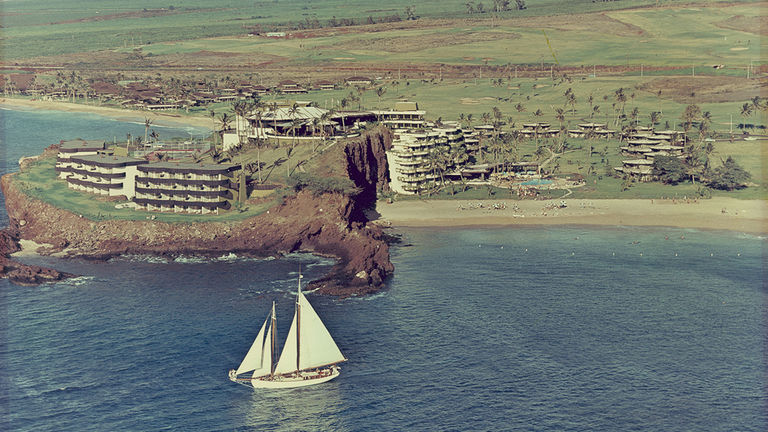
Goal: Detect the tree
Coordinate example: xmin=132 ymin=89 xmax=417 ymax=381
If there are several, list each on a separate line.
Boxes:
xmin=652 ymin=155 xmax=687 ymax=184
xmin=554 ymin=107 xmax=565 ymax=129
xmin=209 ymin=109 xmax=217 ymax=147
xmin=739 ymin=102 xmax=753 ymax=119
xmin=707 ymin=156 xmax=751 ymax=190
xmin=648 ymin=111 xmax=661 ymax=128
xmin=515 ymin=0 xmax=526 ymax=10
xmin=375 ymin=86 xmax=386 ymax=107
xmin=404 ymin=6 xmax=416 ymax=20
xmin=613 ymin=87 xmax=627 ymax=126
xmin=681 ymin=104 xmax=702 ymax=133
xmin=144 ymin=117 xmax=153 ymax=145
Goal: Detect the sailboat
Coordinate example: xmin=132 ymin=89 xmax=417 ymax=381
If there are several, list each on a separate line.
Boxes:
xmin=228 ymin=273 xmax=347 ymax=389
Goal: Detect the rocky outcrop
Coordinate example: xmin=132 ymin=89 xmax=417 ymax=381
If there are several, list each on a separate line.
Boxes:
xmin=1 ymin=129 xmax=395 ymax=295
xmin=0 ymin=227 xmax=75 ymax=285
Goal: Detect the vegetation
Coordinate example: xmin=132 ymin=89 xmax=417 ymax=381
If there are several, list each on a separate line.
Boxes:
xmin=289 ymin=173 xmax=361 ymax=196
xmin=707 ymin=156 xmax=751 ymax=191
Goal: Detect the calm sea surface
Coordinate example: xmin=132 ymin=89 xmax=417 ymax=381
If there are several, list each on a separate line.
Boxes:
xmin=1 ymin=108 xmax=766 ymax=431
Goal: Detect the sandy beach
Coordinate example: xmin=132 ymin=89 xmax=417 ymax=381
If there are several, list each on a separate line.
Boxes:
xmin=375 ymin=197 xmax=768 ymax=234
xmin=0 ymin=97 xmax=212 ymax=129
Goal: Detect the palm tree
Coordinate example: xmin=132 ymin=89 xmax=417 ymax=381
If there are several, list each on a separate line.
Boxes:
xmin=649 ymin=111 xmax=661 ymax=128
xmin=375 ymin=86 xmax=386 ymax=108
xmin=144 ymin=117 xmax=153 ymax=144
xmin=339 ymin=98 xmax=349 ymax=131
xmin=554 ymin=107 xmax=565 ymax=129
xmin=218 ymin=112 xmax=233 ymax=149
xmin=208 ymin=109 xmax=217 ymax=147
xmin=740 ymin=102 xmax=753 ymax=120
xmin=613 ymin=88 xmax=627 ymax=126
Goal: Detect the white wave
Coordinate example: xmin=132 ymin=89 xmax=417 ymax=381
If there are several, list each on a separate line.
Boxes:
xmin=57 ymin=276 xmax=96 ymax=287
xmin=173 ymin=256 xmax=208 ymax=264
xmin=344 ymin=290 xmax=389 ymax=302
xmin=216 ymin=252 xmax=239 ymax=261
xmin=110 ymin=254 xmax=169 ymax=264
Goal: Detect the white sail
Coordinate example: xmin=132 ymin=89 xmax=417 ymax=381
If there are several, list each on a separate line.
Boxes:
xmin=257 ymin=322 xmax=272 ymax=377
xmin=296 ymin=291 xmax=346 ymax=370
xmin=273 ymin=310 xmax=298 ymax=375
xmin=272 ymin=291 xmax=346 ymax=375
xmin=235 ymin=315 xmax=270 ymax=376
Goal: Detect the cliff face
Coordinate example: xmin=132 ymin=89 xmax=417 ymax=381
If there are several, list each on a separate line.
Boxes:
xmin=1 ymin=128 xmax=395 ymax=295
xmin=343 ymin=127 xmax=392 ymax=214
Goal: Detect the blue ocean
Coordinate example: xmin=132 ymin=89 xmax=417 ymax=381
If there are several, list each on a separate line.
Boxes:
xmin=1 ymin=108 xmax=766 ymax=431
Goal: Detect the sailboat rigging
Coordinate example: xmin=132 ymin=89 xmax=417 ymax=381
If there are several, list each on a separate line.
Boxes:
xmin=228 ymin=272 xmax=347 ymax=389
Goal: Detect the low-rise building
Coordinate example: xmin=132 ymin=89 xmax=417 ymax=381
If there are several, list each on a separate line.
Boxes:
xmin=56 ymin=139 xmax=108 ymax=179
xmin=133 ymin=162 xmax=240 ymax=214
xmin=372 ymin=101 xmax=426 ymax=130
xmin=62 ymin=154 xmax=147 ymax=199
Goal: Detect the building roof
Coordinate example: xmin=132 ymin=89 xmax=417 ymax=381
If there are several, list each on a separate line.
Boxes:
xmin=394 ymin=101 xmax=418 ymax=111
xmin=70 ymin=154 xmax=147 ymax=167
xmin=59 ymin=139 xmax=107 ymax=152
xmin=138 ymin=162 xmax=238 ymax=175
xmin=346 ymin=76 xmax=372 ymax=82
xmin=256 ymin=106 xmax=329 ymax=122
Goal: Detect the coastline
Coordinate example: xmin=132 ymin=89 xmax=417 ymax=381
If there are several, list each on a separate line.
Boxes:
xmin=0 ymin=97 xmax=212 ymax=129
xmin=375 ymin=197 xmax=768 ymax=235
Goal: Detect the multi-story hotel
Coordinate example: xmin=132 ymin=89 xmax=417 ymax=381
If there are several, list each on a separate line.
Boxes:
xmin=371 ymin=101 xmax=426 ymax=130
xmin=133 ymin=162 xmax=241 ymax=214
xmin=59 ymin=154 xmax=147 ymax=198
xmin=55 ymin=139 xmax=107 ymax=178
xmin=386 ymin=126 xmax=464 ymax=195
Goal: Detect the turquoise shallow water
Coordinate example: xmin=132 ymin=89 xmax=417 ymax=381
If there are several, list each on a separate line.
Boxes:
xmin=1 ymin=109 xmax=766 ymax=431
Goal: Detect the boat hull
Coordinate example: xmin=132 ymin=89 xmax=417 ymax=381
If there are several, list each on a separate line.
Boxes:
xmin=250 ymin=367 xmax=340 ymax=389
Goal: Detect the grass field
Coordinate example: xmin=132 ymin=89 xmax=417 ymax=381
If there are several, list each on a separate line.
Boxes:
xmin=2 ymin=0 xmax=760 ymax=60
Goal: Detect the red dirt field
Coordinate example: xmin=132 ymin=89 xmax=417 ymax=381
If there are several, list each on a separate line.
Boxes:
xmin=639 ymin=76 xmax=768 ymax=104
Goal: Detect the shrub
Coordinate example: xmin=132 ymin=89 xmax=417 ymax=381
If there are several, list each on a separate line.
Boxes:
xmin=289 ymin=173 xmax=361 ymax=196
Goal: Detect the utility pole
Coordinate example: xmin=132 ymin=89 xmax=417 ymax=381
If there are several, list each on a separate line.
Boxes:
xmin=640 ymin=64 xmax=643 ymax=77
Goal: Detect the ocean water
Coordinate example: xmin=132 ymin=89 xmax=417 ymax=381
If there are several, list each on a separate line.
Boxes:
xmin=1 ymin=109 xmax=766 ymax=431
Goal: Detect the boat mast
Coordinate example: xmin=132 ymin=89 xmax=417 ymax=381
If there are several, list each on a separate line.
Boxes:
xmin=270 ymin=301 xmax=276 ymax=376
xmin=296 ymin=270 xmax=302 ymax=373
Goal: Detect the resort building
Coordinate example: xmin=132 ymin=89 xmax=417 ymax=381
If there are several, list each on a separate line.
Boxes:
xmin=386 ymin=126 xmax=464 ymax=195
xmin=55 ymin=139 xmax=107 ymax=178
xmin=568 ymin=123 xmax=616 ymax=138
xmin=61 ymin=154 xmax=147 ymax=199
xmin=345 ymin=76 xmax=373 ymax=87
xmin=614 ymin=159 xmax=655 ymax=182
xmin=371 ymin=101 xmax=426 ymax=130
xmin=133 ymin=162 xmax=241 ymax=214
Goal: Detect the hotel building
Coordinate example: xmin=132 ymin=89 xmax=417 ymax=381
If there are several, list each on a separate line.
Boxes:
xmin=133 ymin=162 xmax=240 ymax=214
xmin=60 ymin=154 xmax=147 ymax=198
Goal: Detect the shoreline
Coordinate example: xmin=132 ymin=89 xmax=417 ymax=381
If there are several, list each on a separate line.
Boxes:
xmin=374 ymin=197 xmax=767 ymax=235
xmin=0 ymin=97 xmax=212 ymax=129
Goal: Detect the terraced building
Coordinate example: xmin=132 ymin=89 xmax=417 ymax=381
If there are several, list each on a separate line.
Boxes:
xmin=133 ymin=162 xmax=241 ymax=214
